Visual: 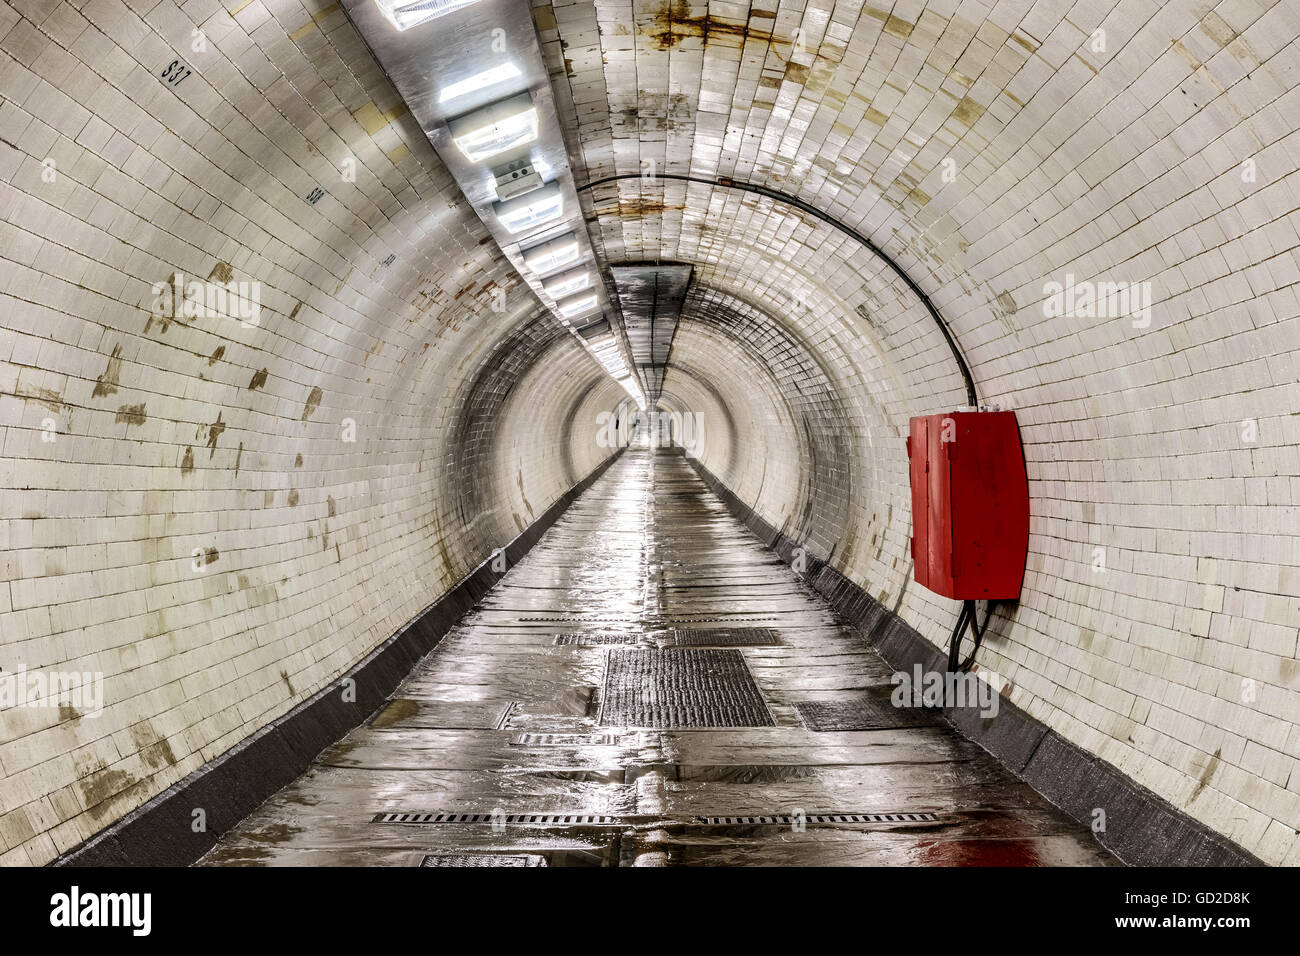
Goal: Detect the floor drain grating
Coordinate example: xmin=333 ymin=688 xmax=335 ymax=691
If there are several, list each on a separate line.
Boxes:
xmin=554 ymin=634 xmax=647 ymax=645
xmin=671 ymin=627 xmax=779 ymax=646
xmin=421 ymin=854 xmax=547 ymax=867
xmin=599 ymin=648 xmax=774 ymax=728
xmin=523 ymin=617 xmax=641 ymax=623
xmin=691 ymin=812 xmax=941 ymax=825
xmin=375 ymin=812 xmax=622 ymax=826
xmin=660 ymin=616 xmax=778 ymax=623
xmin=510 ymin=733 xmax=622 ymax=746
xmin=796 ymin=696 xmax=941 ymax=731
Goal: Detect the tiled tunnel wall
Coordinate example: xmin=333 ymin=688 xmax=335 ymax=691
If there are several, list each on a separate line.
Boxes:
xmin=0 ymin=0 xmax=1297 ymax=870
xmin=0 ymin=0 xmax=622 ymax=864
xmin=550 ymin=0 xmax=1300 ymax=864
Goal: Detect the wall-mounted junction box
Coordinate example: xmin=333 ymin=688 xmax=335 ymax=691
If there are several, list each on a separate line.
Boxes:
xmin=906 ymin=410 xmax=1030 ymax=601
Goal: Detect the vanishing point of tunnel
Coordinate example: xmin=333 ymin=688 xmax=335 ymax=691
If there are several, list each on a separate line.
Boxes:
xmin=0 ymin=0 xmax=1296 ymax=871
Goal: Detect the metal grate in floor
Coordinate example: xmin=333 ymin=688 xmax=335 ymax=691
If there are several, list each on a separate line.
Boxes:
xmin=670 ymin=627 xmax=779 ymax=646
xmin=510 ymin=733 xmax=622 ymax=746
xmin=795 ymin=695 xmax=942 ymax=731
xmin=553 ymin=634 xmax=647 ymax=645
xmin=522 ymin=617 xmax=641 ymax=623
xmin=659 ymin=616 xmax=778 ymax=623
xmin=691 ymin=812 xmax=941 ymax=825
xmin=375 ymin=812 xmax=622 ymax=826
xmin=420 ymin=854 xmax=547 ymax=867
xmin=598 ymin=648 xmax=774 ymax=728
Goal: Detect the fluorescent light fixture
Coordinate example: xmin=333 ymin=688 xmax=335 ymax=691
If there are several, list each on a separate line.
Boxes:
xmin=542 ymin=267 xmax=591 ymax=299
xmin=373 ymin=0 xmax=483 ymax=31
xmin=493 ymin=181 xmax=562 ymax=234
xmin=438 ymin=62 xmax=523 ymax=104
xmin=521 ymin=233 xmax=581 ymax=274
xmin=556 ymin=292 xmax=598 ymax=318
xmin=449 ymin=93 xmax=538 ymax=163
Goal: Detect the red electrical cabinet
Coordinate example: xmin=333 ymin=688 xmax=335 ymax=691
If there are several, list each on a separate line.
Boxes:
xmin=907 ymin=410 xmax=1030 ymax=600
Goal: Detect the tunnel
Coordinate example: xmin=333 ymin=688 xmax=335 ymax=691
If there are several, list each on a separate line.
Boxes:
xmin=0 ymin=0 xmax=1296 ymax=890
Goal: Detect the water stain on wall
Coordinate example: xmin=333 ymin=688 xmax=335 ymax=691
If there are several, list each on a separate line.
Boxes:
xmin=209 ymin=346 xmax=225 ymax=365
xmin=302 ymin=386 xmax=323 ymax=420
xmin=115 ymin=403 xmax=146 ymax=426
xmin=643 ymin=0 xmax=771 ymax=51
xmin=181 ymin=446 xmax=194 ymax=475
xmin=16 ymin=386 xmax=64 ymax=411
xmin=92 ymin=344 xmax=123 ymax=398
xmin=203 ymin=411 xmax=226 ymax=458
xmin=249 ymin=368 xmax=268 ymax=390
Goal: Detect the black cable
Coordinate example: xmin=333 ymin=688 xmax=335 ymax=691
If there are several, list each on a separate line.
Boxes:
xmin=576 ymin=172 xmax=978 ymax=407
xmin=948 ymin=599 xmax=996 ymax=673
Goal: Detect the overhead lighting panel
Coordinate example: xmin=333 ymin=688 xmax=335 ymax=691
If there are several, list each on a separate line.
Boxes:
xmin=556 ymin=292 xmax=598 ymax=319
xmin=492 ymin=181 xmax=562 ymax=234
xmin=542 ymin=267 xmax=591 ymax=299
xmin=373 ymin=0 xmax=483 ymax=31
xmin=521 ymin=233 xmax=581 ymax=275
xmin=448 ymin=93 xmax=539 ymax=163
xmin=438 ymin=62 xmax=523 ymax=104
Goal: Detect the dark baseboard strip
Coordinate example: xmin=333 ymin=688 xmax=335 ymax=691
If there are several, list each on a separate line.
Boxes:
xmin=683 ymin=451 xmax=1263 ymax=868
xmin=54 ymin=450 xmax=625 ymax=868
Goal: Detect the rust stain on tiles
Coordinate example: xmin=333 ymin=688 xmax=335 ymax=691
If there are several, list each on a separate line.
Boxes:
xmin=92 ymin=344 xmax=123 ymax=397
xmin=644 ymin=0 xmax=770 ymax=52
xmin=115 ymin=403 xmax=146 ymax=426
xmin=204 ymin=411 xmax=226 ymax=457
xmin=249 ymin=368 xmax=268 ymax=390
xmin=181 ymin=446 xmax=194 ymax=475
xmin=883 ymin=14 xmax=913 ymax=39
xmin=79 ymin=769 xmax=138 ymax=819
xmin=302 ymin=386 xmax=322 ymax=420
xmin=208 ymin=261 xmax=234 ymax=284
xmin=952 ymin=96 xmax=985 ymax=126
xmin=208 ymin=345 xmax=225 ymax=365
xmin=15 ymin=386 xmax=64 ymax=411
xmin=533 ymin=4 xmax=556 ymax=32
xmin=353 ymin=102 xmax=410 ymax=135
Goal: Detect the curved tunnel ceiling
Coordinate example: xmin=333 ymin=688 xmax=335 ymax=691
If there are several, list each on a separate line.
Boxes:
xmin=0 ymin=0 xmax=1295 ymax=869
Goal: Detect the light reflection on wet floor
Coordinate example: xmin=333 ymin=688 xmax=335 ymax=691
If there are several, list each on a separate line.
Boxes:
xmin=201 ymin=449 xmax=1117 ymax=867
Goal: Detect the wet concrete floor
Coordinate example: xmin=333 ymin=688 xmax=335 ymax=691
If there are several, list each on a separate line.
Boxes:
xmin=201 ymin=448 xmax=1117 ymax=866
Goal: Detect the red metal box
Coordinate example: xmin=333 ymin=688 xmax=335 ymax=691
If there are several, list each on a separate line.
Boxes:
xmin=906 ymin=411 xmax=1029 ymax=600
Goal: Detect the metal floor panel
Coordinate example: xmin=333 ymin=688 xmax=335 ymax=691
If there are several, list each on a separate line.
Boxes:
xmin=598 ymin=648 xmax=775 ymax=728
